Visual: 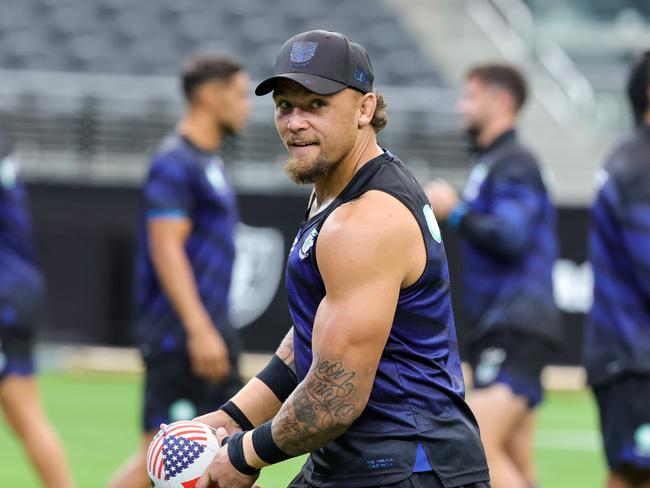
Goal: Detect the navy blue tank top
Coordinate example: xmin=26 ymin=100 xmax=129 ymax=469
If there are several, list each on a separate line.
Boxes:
xmin=285 ymin=151 xmax=489 ymax=487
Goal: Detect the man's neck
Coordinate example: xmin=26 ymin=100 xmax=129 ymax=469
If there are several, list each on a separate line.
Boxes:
xmin=178 ymin=108 xmax=222 ymax=153
xmin=477 ymin=116 xmax=516 ymax=150
xmin=312 ymin=131 xmax=383 ymax=212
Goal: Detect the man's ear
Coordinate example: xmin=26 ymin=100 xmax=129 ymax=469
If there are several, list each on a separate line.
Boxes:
xmin=492 ymin=86 xmax=517 ymax=117
xmin=194 ymin=80 xmax=223 ymax=109
xmin=358 ymin=92 xmax=377 ymax=128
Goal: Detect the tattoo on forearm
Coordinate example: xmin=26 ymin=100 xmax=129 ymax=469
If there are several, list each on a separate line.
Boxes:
xmin=272 ymin=355 xmax=358 ymax=455
xmin=276 ymin=328 xmax=296 ymax=374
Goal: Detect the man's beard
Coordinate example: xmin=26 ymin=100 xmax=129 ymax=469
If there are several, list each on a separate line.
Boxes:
xmin=284 ymin=155 xmax=338 ymax=184
xmin=464 ymin=125 xmax=482 ymax=154
xmin=220 ymin=121 xmax=236 ymax=137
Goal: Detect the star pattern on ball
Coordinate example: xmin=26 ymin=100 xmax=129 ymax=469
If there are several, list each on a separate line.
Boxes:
xmin=162 ymin=434 xmax=206 ymax=480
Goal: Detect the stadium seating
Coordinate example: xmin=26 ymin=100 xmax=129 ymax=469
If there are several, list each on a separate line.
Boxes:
xmin=0 ymin=0 xmax=444 ymax=87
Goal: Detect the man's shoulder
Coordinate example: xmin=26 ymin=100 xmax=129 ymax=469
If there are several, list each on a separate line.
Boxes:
xmin=150 ymin=134 xmax=196 ymax=168
xmin=319 ymin=190 xmax=420 ymax=256
xmin=147 ymin=137 xmax=197 ymax=182
xmin=332 ymin=189 xmax=415 ymax=225
xmin=315 ymin=190 xmax=421 ymax=289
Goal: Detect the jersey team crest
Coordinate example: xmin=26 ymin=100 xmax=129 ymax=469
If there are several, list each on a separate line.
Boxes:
xmin=299 ymin=228 xmax=319 ymax=259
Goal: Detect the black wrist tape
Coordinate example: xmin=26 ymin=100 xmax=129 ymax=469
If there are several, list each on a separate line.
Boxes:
xmin=220 ymin=400 xmax=254 ymax=431
xmin=226 ymin=432 xmax=260 ymax=476
xmin=255 ymin=354 xmax=298 ymax=402
xmin=251 ymin=420 xmax=291 ymax=465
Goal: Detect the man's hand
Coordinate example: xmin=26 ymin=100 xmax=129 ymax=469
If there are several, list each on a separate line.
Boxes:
xmin=425 ymin=178 xmax=460 ymax=221
xmin=187 ymin=323 xmax=231 ymax=382
xmin=197 ymin=428 xmax=261 ymax=488
xmin=194 ymin=409 xmax=243 ymax=436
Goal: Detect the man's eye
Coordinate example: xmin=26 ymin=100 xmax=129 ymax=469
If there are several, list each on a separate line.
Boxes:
xmin=277 ymin=101 xmax=291 ymax=110
xmin=310 ymin=100 xmax=324 ymax=109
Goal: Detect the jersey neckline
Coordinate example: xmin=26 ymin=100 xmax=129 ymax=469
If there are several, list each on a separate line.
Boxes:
xmin=300 ymin=149 xmax=394 ymax=227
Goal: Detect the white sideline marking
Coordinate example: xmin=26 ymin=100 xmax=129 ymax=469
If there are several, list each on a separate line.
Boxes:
xmin=535 ymin=429 xmax=601 ymax=452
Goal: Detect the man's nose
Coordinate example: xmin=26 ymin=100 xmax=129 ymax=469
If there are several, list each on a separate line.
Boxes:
xmin=287 ymin=108 xmax=309 ymax=131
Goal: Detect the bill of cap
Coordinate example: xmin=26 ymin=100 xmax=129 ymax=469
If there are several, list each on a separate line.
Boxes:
xmin=255 ymin=72 xmax=347 ymax=96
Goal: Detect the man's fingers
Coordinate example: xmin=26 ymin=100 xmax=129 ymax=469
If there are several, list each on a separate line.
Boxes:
xmin=217 ymin=359 xmax=231 ymax=381
xmin=195 ymin=471 xmax=211 ymax=488
xmin=190 ymin=355 xmax=205 ymax=378
xmin=206 ymin=357 xmax=224 ymax=382
xmin=216 ymin=427 xmax=229 ymax=445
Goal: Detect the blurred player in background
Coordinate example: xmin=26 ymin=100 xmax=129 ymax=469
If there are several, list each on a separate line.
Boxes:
xmin=585 ymin=51 xmax=650 ymax=488
xmin=108 ymin=53 xmax=251 ymax=488
xmin=426 ymin=64 xmax=562 ymax=488
xmin=195 ymin=30 xmax=489 ymax=488
xmin=0 ymin=135 xmax=75 ymax=487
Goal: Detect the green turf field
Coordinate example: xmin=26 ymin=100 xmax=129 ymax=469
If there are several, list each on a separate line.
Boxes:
xmin=0 ymin=372 xmax=606 ymax=487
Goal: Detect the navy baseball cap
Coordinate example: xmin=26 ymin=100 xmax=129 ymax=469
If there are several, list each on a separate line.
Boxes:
xmin=255 ymin=30 xmax=374 ymax=96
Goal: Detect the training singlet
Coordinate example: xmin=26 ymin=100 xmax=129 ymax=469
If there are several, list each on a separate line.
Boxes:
xmin=285 ymin=150 xmax=489 ymax=487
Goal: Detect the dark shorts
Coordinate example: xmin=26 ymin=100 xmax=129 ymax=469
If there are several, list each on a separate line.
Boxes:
xmin=0 ymin=322 xmax=36 ymax=382
xmin=288 ymin=470 xmax=490 ymax=488
xmin=142 ymin=352 xmax=243 ymax=432
xmin=593 ymin=375 xmax=650 ymax=474
xmin=468 ymin=331 xmax=554 ymax=408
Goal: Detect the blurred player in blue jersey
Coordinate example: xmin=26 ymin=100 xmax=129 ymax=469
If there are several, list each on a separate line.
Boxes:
xmin=427 ymin=64 xmax=562 ymax=488
xmin=194 ymin=30 xmax=489 ymax=488
xmin=108 ymin=54 xmax=251 ymax=488
xmin=0 ymin=135 xmax=75 ymax=487
xmin=585 ymin=52 xmax=650 ymax=488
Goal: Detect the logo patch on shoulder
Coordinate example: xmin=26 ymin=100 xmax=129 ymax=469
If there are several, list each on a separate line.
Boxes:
xmin=423 ymin=205 xmax=442 ymax=243
xmin=290 ymin=41 xmax=318 ymax=67
xmin=299 ymin=228 xmax=319 ymax=260
xmin=0 ymin=156 xmax=18 ymax=189
xmin=206 ymin=161 xmax=227 ymax=193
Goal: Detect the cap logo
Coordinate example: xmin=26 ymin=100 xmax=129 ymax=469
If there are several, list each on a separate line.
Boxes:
xmin=290 ymin=41 xmax=318 ymax=67
xmin=354 ymin=69 xmax=368 ymax=83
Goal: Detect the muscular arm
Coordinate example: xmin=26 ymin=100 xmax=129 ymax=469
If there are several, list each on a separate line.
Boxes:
xmin=244 ymin=191 xmax=423 ymax=462
xmin=148 ymin=217 xmax=211 ymax=333
xmin=148 ymin=217 xmax=230 ymax=381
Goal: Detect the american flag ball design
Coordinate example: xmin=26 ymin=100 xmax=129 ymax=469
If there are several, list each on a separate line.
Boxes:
xmin=146 ymin=421 xmax=220 ymax=488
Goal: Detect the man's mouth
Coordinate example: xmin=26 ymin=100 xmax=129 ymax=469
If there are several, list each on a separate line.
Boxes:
xmin=288 ymin=140 xmax=319 ymax=148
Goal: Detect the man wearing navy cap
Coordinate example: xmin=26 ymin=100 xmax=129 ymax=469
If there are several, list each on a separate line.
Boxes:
xmin=196 ymin=30 xmax=490 ymax=488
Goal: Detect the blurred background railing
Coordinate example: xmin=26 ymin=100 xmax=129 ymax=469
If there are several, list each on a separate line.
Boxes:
xmin=0 ymin=71 xmax=470 ymax=190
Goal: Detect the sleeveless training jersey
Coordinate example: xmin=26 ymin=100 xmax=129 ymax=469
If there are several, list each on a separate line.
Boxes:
xmin=134 ymin=134 xmax=239 ymax=358
xmin=285 ymin=150 xmax=489 ymax=487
